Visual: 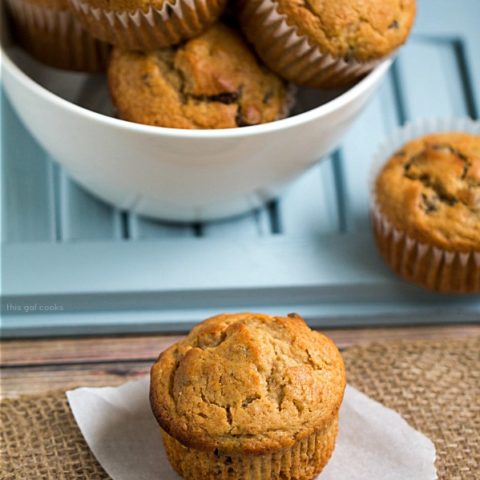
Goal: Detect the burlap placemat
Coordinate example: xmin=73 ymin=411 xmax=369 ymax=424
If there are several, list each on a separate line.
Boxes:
xmin=1 ymin=337 xmax=479 ymax=479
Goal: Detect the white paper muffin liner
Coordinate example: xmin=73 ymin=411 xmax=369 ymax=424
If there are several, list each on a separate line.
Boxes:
xmin=69 ymin=0 xmax=226 ymax=50
xmin=370 ymin=118 xmax=480 ymax=293
xmin=161 ymin=419 xmax=338 ymax=480
xmin=5 ymin=0 xmax=110 ymax=72
xmin=237 ymin=0 xmax=383 ymax=89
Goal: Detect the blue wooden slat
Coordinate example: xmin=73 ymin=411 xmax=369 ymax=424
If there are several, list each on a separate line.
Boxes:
xmin=334 ymin=74 xmax=400 ymax=233
xmin=1 ymin=235 xmax=479 ymax=336
xmin=202 ymin=209 xmax=271 ymax=237
xmin=396 ymin=38 xmax=471 ymax=120
xmin=128 ymin=214 xmax=194 ymax=239
xmin=1 ymin=90 xmax=56 ymax=243
xmin=2 ymin=304 xmax=479 ymax=338
xmin=61 ymin=171 xmax=122 ymax=241
xmin=415 ymin=0 xmax=479 ymax=118
xmin=279 ymin=157 xmax=339 ymax=235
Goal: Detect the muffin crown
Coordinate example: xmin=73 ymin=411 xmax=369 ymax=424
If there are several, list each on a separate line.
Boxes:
xmin=108 ymin=24 xmax=288 ymax=129
xmin=375 ymin=132 xmax=480 ymax=251
xmin=274 ymin=0 xmax=416 ymax=61
xmin=150 ymin=313 xmax=346 ymax=454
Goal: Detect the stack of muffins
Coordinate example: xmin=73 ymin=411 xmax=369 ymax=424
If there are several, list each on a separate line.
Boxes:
xmin=5 ymin=0 xmax=416 ymax=129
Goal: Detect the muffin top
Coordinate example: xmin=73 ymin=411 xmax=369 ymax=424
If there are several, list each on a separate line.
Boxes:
xmin=108 ymin=24 xmax=288 ymax=129
xmin=274 ymin=0 xmax=416 ymax=62
xmin=150 ymin=313 xmax=345 ymax=453
xmin=150 ymin=313 xmax=346 ymax=454
xmin=374 ymin=132 xmax=480 ymax=252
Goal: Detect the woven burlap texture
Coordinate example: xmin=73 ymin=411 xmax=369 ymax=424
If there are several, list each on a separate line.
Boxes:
xmin=1 ymin=337 xmax=479 ymax=480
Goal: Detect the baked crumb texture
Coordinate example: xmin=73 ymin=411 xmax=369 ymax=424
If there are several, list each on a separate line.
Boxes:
xmin=108 ymin=24 xmax=288 ymax=129
xmin=238 ymin=0 xmax=416 ymax=88
xmin=150 ymin=312 xmax=346 ymax=479
xmin=272 ymin=0 xmax=416 ymax=62
xmin=373 ymin=132 xmax=480 ymax=293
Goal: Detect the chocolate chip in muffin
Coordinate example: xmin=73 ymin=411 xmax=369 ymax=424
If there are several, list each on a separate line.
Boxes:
xmin=203 ymin=91 xmax=240 ymax=104
xmin=388 ymin=19 xmax=400 ymax=29
xmin=421 ymin=192 xmax=438 ymax=214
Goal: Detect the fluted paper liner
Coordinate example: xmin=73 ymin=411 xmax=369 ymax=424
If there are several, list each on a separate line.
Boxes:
xmin=161 ymin=419 xmax=337 ymax=480
xmin=5 ymin=0 xmax=110 ymax=72
xmin=238 ymin=0 xmax=382 ymax=89
xmin=370 ymin=118 xmax=480 ymax=293
xmin=69 ymin=0 xmax=226 ymax=50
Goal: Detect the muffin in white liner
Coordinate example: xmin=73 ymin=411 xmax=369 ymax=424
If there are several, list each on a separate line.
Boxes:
xmin=237 ymin=0 xmax=415 ymax=89
xmin=5 ymin=0 xmax=110 ymax=71
xmin=68 ymin=0 xmax=227 ymax=50
xmin=370 ymin=118 xmax=480 ymax=293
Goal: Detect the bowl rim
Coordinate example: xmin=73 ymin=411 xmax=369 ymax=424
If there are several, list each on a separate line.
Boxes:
xmin=1 ymin=45 xmax=392 ymax=139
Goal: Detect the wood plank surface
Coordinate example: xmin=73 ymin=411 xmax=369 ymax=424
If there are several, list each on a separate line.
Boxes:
xmin=1 ymin=335 xmax=183 ymax=366
xmin=0 ymin=362 xmax=151 ymax=399
xmin=1 ymin=325 xmax=478 ymax=400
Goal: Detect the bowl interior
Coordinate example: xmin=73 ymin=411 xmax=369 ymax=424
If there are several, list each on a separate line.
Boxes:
xmin=4 ymin=42 xmax=353 ymax=128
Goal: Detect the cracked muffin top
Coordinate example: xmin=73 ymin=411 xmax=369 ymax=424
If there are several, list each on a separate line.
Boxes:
xmin=150 ymin=313 xmax=346 ymax=454
xmin=274 ymin=0 xmax=416 ymax=62
xmin=374 ymin=132 xmax=480 ymax=252
xmin=108 ymin=24 xmax=289 ymax=129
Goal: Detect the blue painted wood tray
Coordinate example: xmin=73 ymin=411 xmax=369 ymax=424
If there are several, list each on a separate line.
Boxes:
xmin=1 ymin=0 xmax=479 ymax=336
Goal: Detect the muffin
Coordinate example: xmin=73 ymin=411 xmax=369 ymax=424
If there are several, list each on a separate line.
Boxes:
xmin=238 ymin=0 xmax=416 ymax=88
xmin=68 ymin=0 xmax=227 ymax=50
xmin=5 ymin=0 xmax=109 ymax=71
xmin=150 ymin=312 xmax=346 ymax=480
xmin=108 ymin=24 xmax=291 ymax=129
xmin=372 ymin=132 xmax=480 ymax=293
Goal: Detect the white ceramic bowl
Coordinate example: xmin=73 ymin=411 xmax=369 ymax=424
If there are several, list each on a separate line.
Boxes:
xmin=1 ymin=36 xmax=391 ymax=222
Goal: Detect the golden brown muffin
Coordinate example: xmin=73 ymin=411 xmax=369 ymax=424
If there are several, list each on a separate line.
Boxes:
xmin=108 ymin=24 xmax=290 ymax=129
xmin=5 ymin=0 xmax=110 ymax=71
xmin=238 ymin=0 xmax=416 ymax=88
xmin=373 ymin=132 xmax=480 ymax=293
xmin=150 ymin=312 xmax=346 ymax=480
xmin=270 ymin=0 xmax=416 ymax=63
xmin=68 ymin=0 xmax=226 ymax=50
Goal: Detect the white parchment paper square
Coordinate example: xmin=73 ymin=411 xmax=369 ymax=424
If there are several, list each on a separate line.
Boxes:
xmin=67 ymin=378 xmax=436 ymax=480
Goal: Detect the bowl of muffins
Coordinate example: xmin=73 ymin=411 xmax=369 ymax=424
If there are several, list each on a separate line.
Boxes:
xmin=1 ymin=0 xmax=415 ymax=221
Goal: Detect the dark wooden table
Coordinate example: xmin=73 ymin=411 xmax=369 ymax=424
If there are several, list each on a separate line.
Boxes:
xmin=1 ymin=324 xmax=478 ymax=400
